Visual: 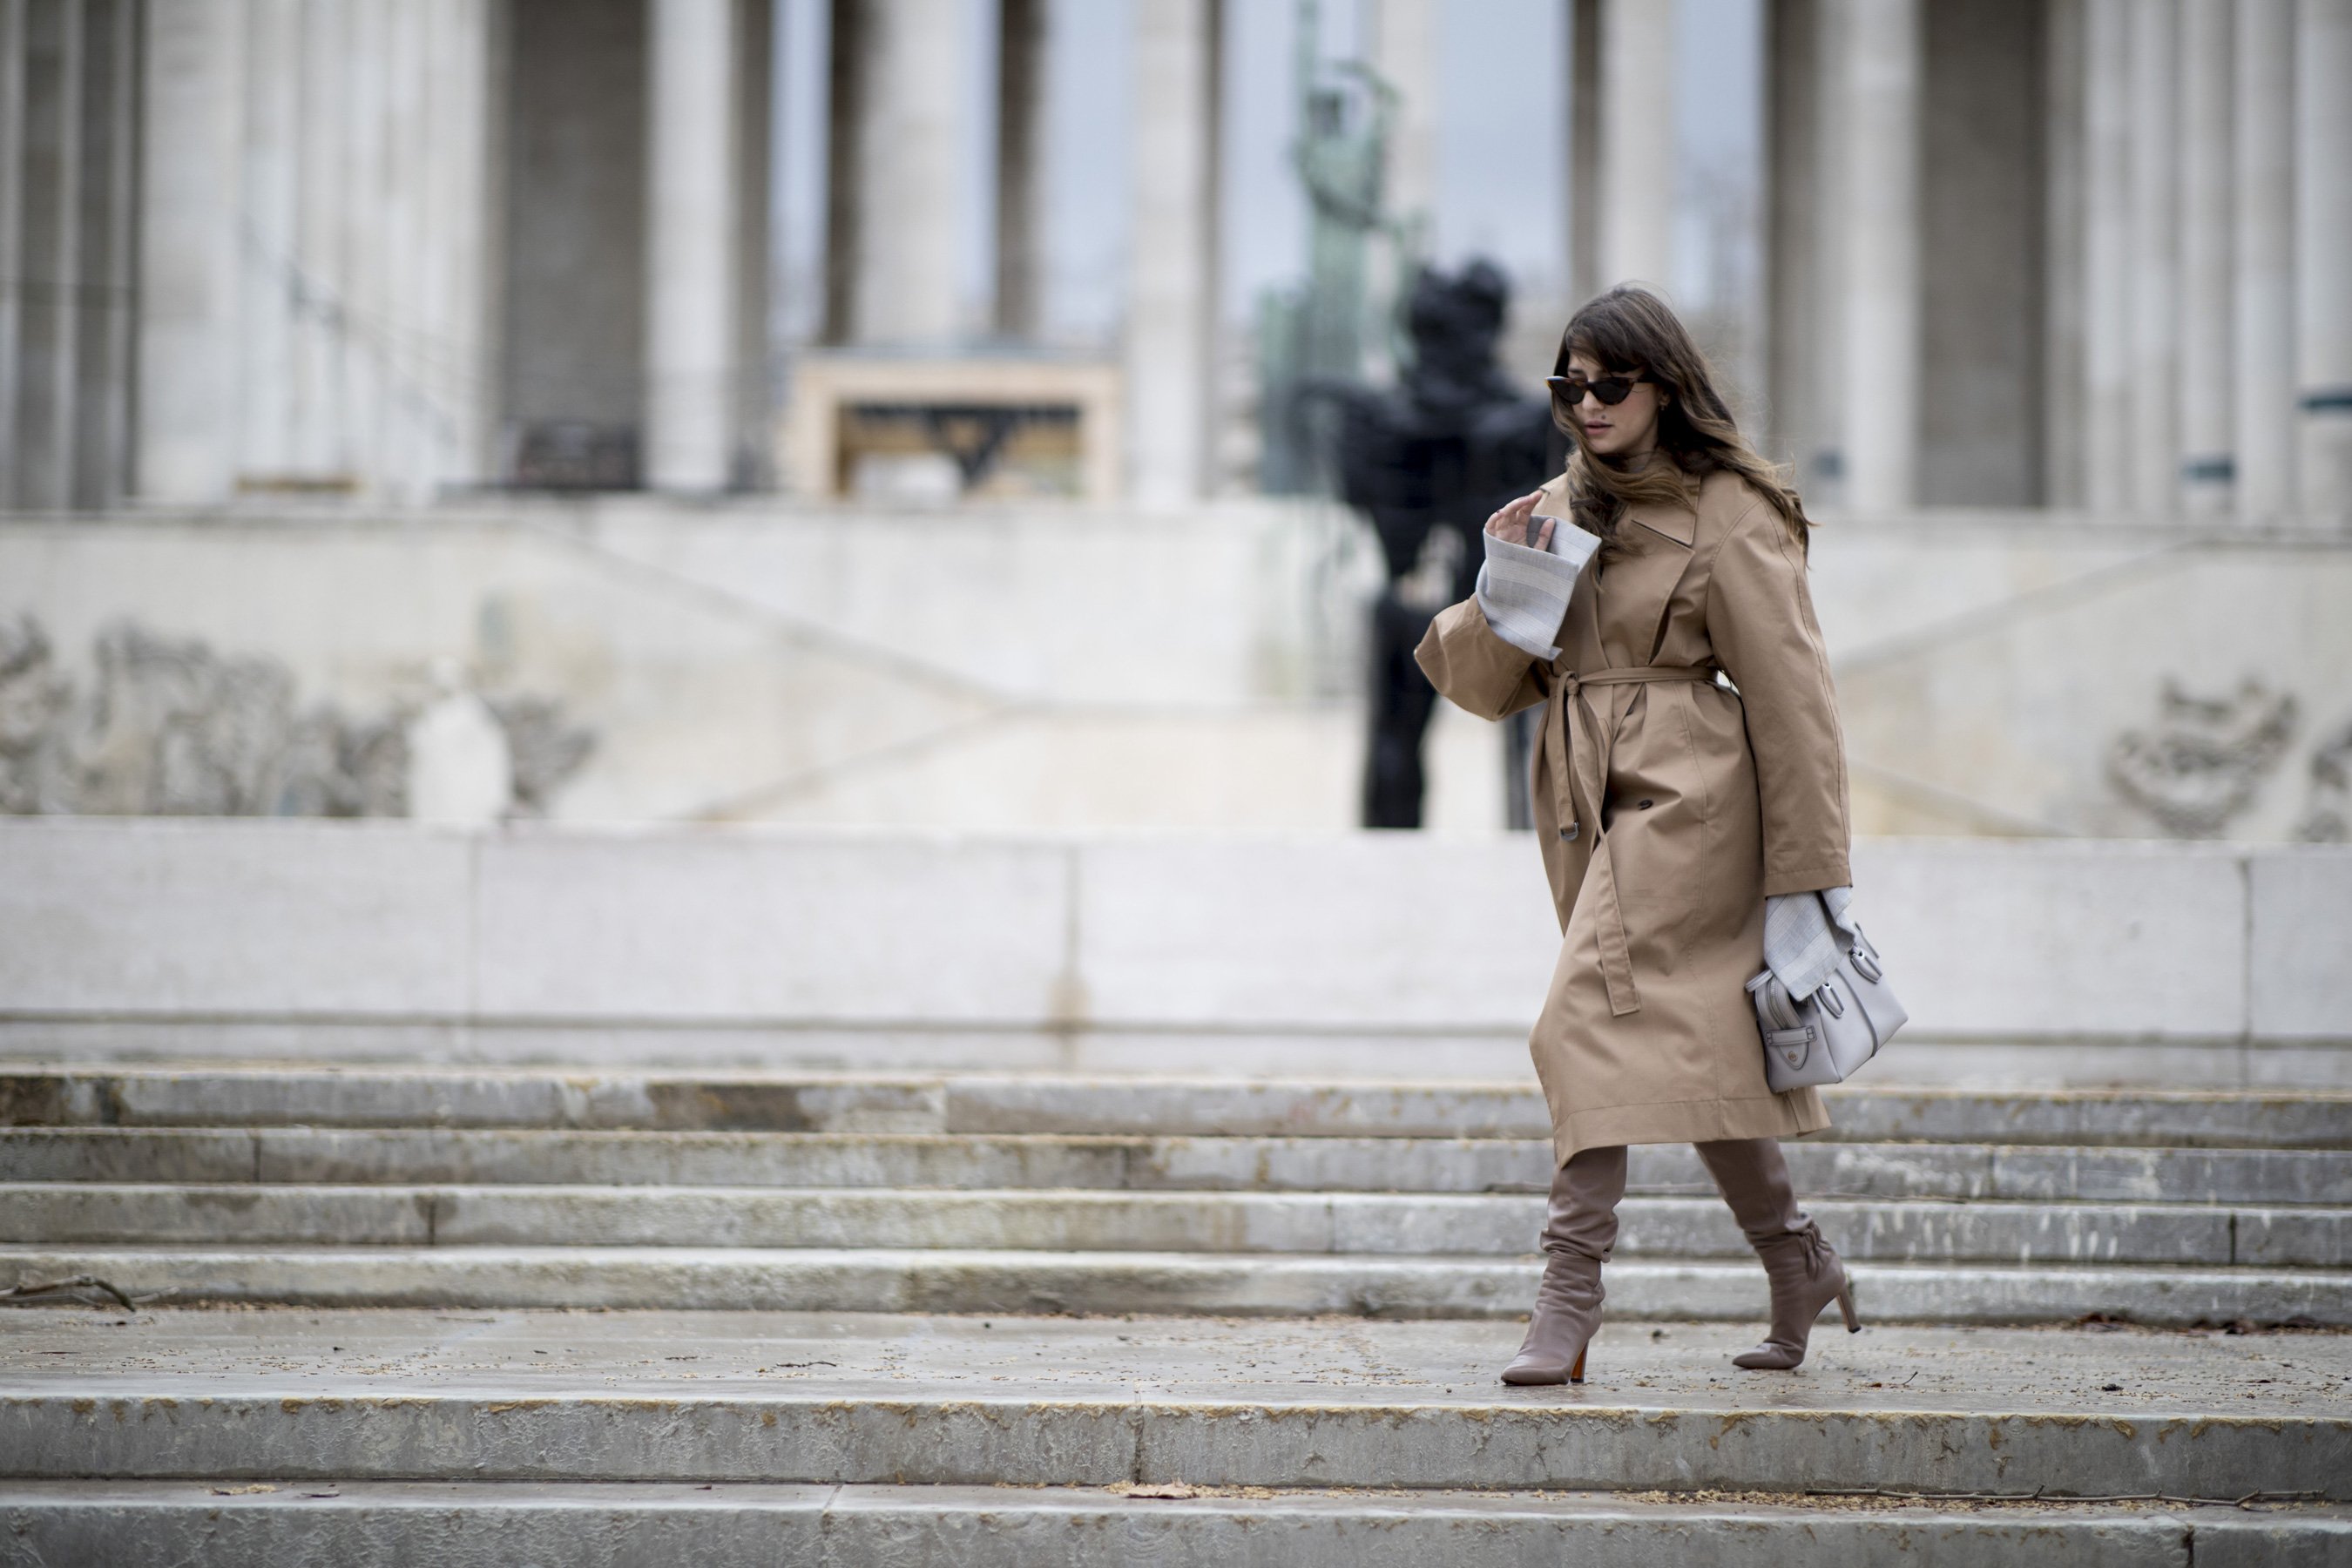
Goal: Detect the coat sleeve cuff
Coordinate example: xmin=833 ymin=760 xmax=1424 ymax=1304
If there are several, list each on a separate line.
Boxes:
xmin=1762 ymin=859 xmax=1853 ymax=899
xmin=1474 ymin=528 xmax=1592 ymax=662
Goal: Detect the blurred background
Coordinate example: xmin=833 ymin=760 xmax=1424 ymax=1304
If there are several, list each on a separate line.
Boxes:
xmin=1 ymin=0 xmax=2348 ymax=843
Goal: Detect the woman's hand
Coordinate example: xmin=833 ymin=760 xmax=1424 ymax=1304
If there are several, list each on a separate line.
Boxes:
xmin=1484 ymin=490 xmax=1555 ymax=551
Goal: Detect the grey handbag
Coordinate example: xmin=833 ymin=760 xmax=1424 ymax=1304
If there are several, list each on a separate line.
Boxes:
xmin=1745 ymin=924 xmax=1909 ymax=1092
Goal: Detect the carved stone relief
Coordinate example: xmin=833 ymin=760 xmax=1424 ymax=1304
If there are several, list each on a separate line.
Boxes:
xmin=2107 ymin=678 xmax=2296 ymax=839
xmin=0 ymin=614 xmax=592 ymax=820
xmin=2293 ymin=720 xmax=2352 ymax=844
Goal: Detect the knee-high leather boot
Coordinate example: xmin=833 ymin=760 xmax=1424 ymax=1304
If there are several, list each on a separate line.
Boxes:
xmin=1695 ymin=1137 xmax=1861 ymax=1369
xmin=1501 ymin=1145 xmax=1625 ymax=1385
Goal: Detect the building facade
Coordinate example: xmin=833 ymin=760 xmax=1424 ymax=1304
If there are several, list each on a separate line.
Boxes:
xmin=1 ymin=0 xmax=2346 ymax=517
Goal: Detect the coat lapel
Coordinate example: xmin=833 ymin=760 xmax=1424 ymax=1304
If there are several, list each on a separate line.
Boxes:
xmin=1596 ymin=502 xmax=1697 ymax=666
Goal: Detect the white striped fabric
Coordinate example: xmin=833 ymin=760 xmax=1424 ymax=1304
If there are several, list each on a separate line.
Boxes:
xmin=1473 ymin=518 xmax=1598 ymax=661
xmin=1764 ymin=886 xmax=1858 ymax=1002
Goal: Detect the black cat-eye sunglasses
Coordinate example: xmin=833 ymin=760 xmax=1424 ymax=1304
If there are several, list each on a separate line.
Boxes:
xmin=1545 ymin=372 xmax=1647 ymax=409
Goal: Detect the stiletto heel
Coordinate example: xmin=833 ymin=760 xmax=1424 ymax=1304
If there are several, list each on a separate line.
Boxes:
xmin=1569 ymin=1345 xmax=1587 ymax=1384
xmin=1837 ymin=1284 xmax=1861 ymax=1334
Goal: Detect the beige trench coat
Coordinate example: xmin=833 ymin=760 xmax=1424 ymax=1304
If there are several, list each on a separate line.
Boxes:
xmin=1416 ymin=469 xmax=1850 ymax=1166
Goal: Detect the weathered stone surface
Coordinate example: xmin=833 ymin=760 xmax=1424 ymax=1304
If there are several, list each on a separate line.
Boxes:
xmin=8 ymin=1183 xmax=2338 ymax=1267
xmin=2 ymin=1246 xmax=2346 ymax=1325
xmin=12 ymin=1482 xmax=2347 ymax=1568
xmin=9 ymin=1068 xmax=2343 ymax=1149
xmin=1 ymin=1313 xmax=2345 ymax=1499
xmin=8 ymin=1127 xmax=2344 ymax=1208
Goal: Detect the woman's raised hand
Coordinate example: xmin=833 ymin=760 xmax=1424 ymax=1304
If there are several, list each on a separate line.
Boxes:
xmin=1484 ymin=490 xmax=1555 ymax=552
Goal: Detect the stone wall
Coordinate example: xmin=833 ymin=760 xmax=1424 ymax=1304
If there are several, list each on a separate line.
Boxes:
xmin=1 ymin=818 xmax=2344 ymax=1087
xmin=2 ymin=503 xmax=2346 ymax=839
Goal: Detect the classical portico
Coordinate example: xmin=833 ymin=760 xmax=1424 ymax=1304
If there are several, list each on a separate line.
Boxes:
xmin=0 ymin=0 xmax=2346 ymax=520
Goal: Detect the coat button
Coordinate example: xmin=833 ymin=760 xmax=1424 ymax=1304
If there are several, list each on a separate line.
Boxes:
xmin=1559 ymin=823 xmax=1579 ymax=841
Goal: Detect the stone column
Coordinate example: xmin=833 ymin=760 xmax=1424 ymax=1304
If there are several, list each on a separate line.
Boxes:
xmin=733 ymin=0 xmax=773 ymax=483
xmin=2126 ymin=0 xmax=2180 ymax=514
xmin=2297 ymin=0 xmax=2352 ymax=518
xmin=2177 ymin=0 xmax=2233 ymax=515
xmin=1763 ymin=0 xmax=1836 ymax=487
xmin=1568 ymin=0 xmax=1601 ymax=307
xmin=645 ymin=0 xmax=740 ymax=490
xmin=0 ymin=0 xmax=25 ymax=500
xmin=417 ymin=0 xmax=498 ymax=495
xmin=1597 ymin=0 xmax=1673 ymax=289
xmin=14 ymin=0 xmax=84 ymax=510
xmin=2234 ymin=0 xmax=2295 ymax=523
xmin=994 ymin=0 xmax=1045 ymax=340
xmin=72 ymin=0 xmax=141 ymax=508
xmin=337 ymin=0 xmax=394 ymax=493
xmin=136 ymin=0 xmax=246 ymax=504
xmin=1367 ymin=0 xmax=1436 ymax=383
xmin=2079 ymin=0 xmax=2132 ymax=513
xmin=841 ymin=0 xmax=963 ymax=346
xmin=2041 ymin=0 xmax=2086 ymax=506
xmin=287 ymin=0 xmax=344 ymax=480
xmin=1125 ymin=0 xmax=1219 ymax=507
xmin=234 ymin=0 xmax=298 ymax=487
xmin=1369 ymin=0 xmax=1436 ymax=225
xmin=1834 ymin=0 xmax=1919 ymax=513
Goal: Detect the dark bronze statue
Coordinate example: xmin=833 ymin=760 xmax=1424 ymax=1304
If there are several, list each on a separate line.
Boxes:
xmin=1307 ymin=260 xmax=1559 ymax=828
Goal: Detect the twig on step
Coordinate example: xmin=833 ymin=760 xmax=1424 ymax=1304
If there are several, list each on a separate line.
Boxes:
xmin=0 ymin=1275 xmax=148 ymax=1311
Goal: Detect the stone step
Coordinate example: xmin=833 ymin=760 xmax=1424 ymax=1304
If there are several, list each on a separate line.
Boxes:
xmin=8 ymin=1481 xmax=2348 ymax=1567
xmin=7 ymin=1126 xmax=2346 ymax=1205
xmin=9 ymin=1066 xmax=2347 ymax=1147
xmin=5 ymin=1245 xmax=2345 ymax=1323
xmin=3 ymin=1313 xmax=2344 ymax=1501
xmin=9 ymin=1183 xmax=2348 ymax=1268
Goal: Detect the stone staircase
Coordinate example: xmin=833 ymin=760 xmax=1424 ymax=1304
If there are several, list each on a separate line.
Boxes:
xmin=3 ymin=1063 xmax=2349 ymax=1562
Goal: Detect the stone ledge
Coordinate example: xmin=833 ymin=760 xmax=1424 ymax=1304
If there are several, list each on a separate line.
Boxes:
xmin=4 ymin=824 xmax=2346 ymax=1060
xmin=6 ymin=1481 xmax=2348 ymax=1568
xmin=3 ymin=1246 xmax=2347 ymax=1324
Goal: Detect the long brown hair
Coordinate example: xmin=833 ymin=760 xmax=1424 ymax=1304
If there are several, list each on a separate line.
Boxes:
xmin=1552 ymin=287 xmax=1809 ymax=558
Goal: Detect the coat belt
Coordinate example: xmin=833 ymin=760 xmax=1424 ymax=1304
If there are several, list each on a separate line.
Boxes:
xmin=1544 ymin=664 xmax=1723 ymax=1019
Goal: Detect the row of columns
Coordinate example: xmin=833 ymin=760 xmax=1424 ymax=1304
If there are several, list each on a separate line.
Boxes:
xmin=819 ymin=0 xmax=1222 ymax=506
xmin=1592 ymin=0 xmax=2350 ymax=521
xmin=1772 ymin=0 xmax=2350 ymax=518
xmin=138 ymin=0 xmax=498 ymax=504
xmin=14 ymin=0 xmax=2350 ymax=514
xmin=2078 ymin=0 xmax=2352 ymax=520
xmin=131 ymin=0 xmax=767 ymax=504
xmin=0 ymin=0 xmax=139 ymax=511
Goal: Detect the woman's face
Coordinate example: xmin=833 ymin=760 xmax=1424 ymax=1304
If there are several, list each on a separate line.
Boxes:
xmin=1563 ymin=349 xmax=1666 ymax=460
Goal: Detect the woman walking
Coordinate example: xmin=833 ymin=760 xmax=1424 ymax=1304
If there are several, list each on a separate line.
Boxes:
xmin=1416 ymin=286 xmax=1860 ymax=1384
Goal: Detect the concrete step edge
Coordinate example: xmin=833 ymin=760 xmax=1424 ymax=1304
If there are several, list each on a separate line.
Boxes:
xmin=3 ymin=1246 xmax=2345 ymax=1325
xmin=9 ymin=1481 xmax=2346 ymax=1568
xmin=8 ymin=1067 xmax=2345 ymax=1146
xmin=6 ymin=1129 xmax=2344 ymax=1205
xmin=6 ymin=1388 xmax=2345 ymax=1500
xmin=4 ymin=1184 xmax=2345 ymax=1267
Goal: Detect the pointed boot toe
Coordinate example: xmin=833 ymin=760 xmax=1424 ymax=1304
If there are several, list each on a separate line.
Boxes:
xmin=1733 ymin=1227 xmax=1858 ymax=1372
xmin=1501 ymin=1342 xmax=1587 ymax=1385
